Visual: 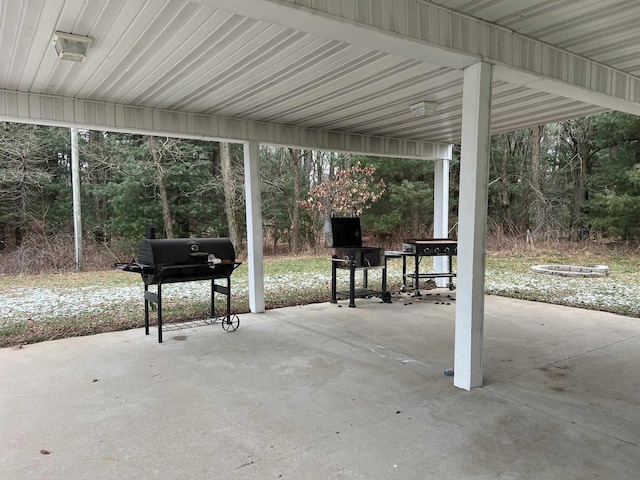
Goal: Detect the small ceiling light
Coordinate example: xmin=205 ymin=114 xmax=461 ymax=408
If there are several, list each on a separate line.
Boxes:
xmin=409 ymin=101 xmax=438 ymax=117
xmin=53 ymin=31 xmax=92 ymax=62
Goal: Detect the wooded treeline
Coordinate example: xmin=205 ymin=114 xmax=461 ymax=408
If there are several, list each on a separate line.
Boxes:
xmin=1 ymin=111 xmax=638 ymax=271
xmin=484 ymin=113 xmax=640 ymax=242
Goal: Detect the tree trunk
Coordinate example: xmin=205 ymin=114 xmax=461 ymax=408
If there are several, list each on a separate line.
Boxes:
xmin=302 ymin=149 xmax=313 ymax=186
xmin=500 ymin=134 xmax=512 ymax=232
xmin=564 ymin=119 xmax=593 ymax=238
xmin=530 ymin=125 xmax=544 ymax=231
xmin=316 ymin=151 xmax=324 ymax=184
xmin=288 ymin=148 xmax=302 ymax=254
xmin=147 ymin=136 xmax=174 ymax=238
xmin=88 ymin=130 xmax=107 ymax=242
xmin=572 ymin=140 xmax=591 ymax=235
xmin=220 ymin=142 xmax=241 ymax=251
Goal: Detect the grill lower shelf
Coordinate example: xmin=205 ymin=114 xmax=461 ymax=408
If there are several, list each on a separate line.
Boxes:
xmin=142 ymin=276 xmax=240 ymax=343
xmin=334 ymin=287 xmax=387 ymax=299
xmin=330 ymin=257 xmax=392 ymax=307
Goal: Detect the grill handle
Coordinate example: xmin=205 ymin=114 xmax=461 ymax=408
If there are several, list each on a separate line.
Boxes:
xmin=208 ymin=253 xmax=222 ymax=265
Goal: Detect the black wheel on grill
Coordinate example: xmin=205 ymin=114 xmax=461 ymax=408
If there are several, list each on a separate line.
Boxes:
xmin=222 ymin=314 xmax=240 ymax=332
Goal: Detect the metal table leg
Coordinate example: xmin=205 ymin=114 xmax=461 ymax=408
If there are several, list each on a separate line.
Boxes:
xmin=413 ymin=253 xmax=422 ymax=296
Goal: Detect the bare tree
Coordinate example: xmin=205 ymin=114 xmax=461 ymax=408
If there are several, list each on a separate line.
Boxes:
xmin=499 ymin=134 xmax=512 ymax=231
xmin=288 ymin=148 xmax=303 ymax=253
xmin=220 ymin=142 xmax=241 ymax=251
xmin=562 ymin=119 xmax=593 ymax=238
xmin=147 ymin=136 xmax=174 ymax=238
xmin=529 ymin=125 xmax=545 ymax=231
xmin=299 ymin=162 xmax=386 ymax=218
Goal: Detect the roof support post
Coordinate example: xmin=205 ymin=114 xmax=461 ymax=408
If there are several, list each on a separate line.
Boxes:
xmin=433 ymin=149 xmax=451 ymax=287
xmin=454 ymin=62 xmax=492 ymax=390
xmin=70 ymin=127 xmax=83 ymax=272
xmin=243 ymin=141 xmax=265 ymax=313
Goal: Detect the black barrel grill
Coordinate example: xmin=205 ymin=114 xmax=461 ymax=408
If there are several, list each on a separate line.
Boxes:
xmin=116 ymin=237 xmax=241 ymax=343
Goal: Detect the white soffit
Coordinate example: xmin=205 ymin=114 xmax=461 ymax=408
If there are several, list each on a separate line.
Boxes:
xmin=219 ymin=0 xmax=639 ymax=116
xmin=0 ymin=0 xmax=638 ymax=148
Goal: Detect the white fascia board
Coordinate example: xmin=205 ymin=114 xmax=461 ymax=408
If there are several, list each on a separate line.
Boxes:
xmin=0 ymin=90 xmax=452 ymax=160
xmin=205 ymin=0 xmax=640 ymax=115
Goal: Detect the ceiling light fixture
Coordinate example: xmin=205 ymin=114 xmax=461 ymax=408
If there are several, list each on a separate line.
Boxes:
xmin=53 ymin=31 xmax=92 ymax=62
xmin=409 ymin=101 xmax=438 ymax=117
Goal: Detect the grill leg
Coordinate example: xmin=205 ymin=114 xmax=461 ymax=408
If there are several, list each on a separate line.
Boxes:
xmin=382 ymin=264 xmax=387 ymax=293
xmin=348 ymin=261 xmax=356 ymax=308
xmin=381 ymin=264 xmax=391 ymax=303
xmin=157 ymin=282 xmax=163 ymax=343
xmin=211 ymin=278 xmax=216 ymax=319
xmin=330 ymin=258 xmax=337 ymax=304
xmin=226 ymin=277 xmax=231 ymax=322
xmin=401 ymin=255 xmax=407 ymax=292
xmin=144 ymin=283 xmax=150 ymax=336
xmin=413 ymin=254 xmax=422 ymax=296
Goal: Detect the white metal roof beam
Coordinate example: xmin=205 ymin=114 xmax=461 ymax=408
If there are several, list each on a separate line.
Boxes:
xmin=203 ymin=0 xmax=640 ymax=116
xmin=0 ymin=90 xmax=452 ymax=160
xmin=492 ymin=64 xmax=640 ymax=117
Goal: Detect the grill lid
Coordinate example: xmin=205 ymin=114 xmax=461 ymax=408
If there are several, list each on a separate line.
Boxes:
xmin=139 ymin=238 xmax=235 ymax=267
xmin=115 ymin=237 xmax=241 ymax=285
xmin=324 ymin=217 xmax=362 ymax=248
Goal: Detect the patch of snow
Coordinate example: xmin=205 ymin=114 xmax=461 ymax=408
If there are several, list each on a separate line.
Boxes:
xmin=1 ymin=268 xmax=637 ymax=323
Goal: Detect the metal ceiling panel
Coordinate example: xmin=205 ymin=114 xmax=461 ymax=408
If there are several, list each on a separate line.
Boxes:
xmin=0 ymin=0 xmax=636 ymax=147
xmin=432 ymin=0 xmax=640 ymax=75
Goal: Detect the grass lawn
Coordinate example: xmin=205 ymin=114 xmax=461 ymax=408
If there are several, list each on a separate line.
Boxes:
xmin=1 ymin=250 xmax=638 ymax=347
xmin=484 ymin=250 xmax=640 ymax=317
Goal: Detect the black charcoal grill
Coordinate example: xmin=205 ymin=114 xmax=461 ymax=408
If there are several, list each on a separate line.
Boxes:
xmin=116 ymin=237 xmax=241 ymax=343
xmin=327 ymin=217 xmax=390 ymax=307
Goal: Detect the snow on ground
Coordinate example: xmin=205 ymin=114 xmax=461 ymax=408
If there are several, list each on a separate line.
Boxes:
xmin=1 ymin=269 xmax=637 ymax=322
xmin=486 ymin=269 xmax=640 ymax=315
xmin=0 ymin=271 xmax=342 ymax=322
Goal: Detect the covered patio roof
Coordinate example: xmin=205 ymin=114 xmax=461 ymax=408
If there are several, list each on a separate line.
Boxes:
xmin=2 ymin=0 xmax=638 ymax=149
xmin=1 ymin=0 xmax=639 ymax=390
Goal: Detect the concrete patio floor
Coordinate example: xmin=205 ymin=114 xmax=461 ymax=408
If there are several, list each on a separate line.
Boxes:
xmin=1 ymin=292 xmax=639 ymax=479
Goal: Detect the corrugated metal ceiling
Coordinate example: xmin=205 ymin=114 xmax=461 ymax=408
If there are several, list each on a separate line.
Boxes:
xmin=433 ymin=0 xmax=640 ymax=76
xmin=0 ymin=0 xmax=636 ymax=144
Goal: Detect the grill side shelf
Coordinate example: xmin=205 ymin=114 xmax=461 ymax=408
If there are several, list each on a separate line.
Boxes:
xmin=113 ymin=262 xmax=153 ymax=274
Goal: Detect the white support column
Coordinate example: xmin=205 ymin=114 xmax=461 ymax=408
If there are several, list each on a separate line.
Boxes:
xmin=243 ymin=141 xmax=265 ymax=313
xmin=454 ymin=62 xmax=492 ymax=390
xmin=433 ymin=149 xmax=451 ymax=287
xmin=70 ymin=128 xmax=83 ymax=272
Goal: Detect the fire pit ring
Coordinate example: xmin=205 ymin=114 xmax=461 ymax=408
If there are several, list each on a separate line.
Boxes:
xmin=529 ymin=264 xmax=610 ymax=277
